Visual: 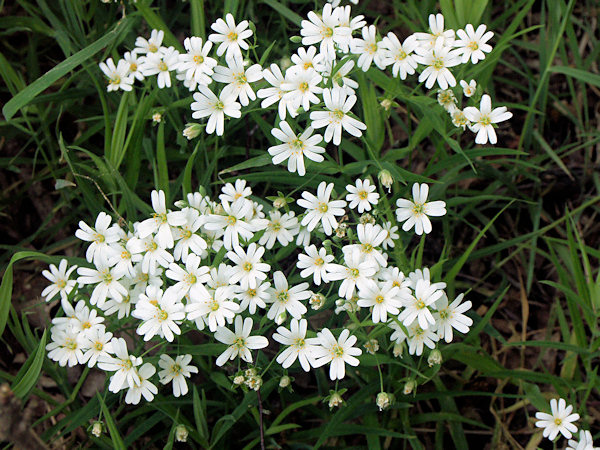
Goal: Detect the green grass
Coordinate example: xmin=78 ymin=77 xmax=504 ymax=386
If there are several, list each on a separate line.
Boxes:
xmin=1 ymin=0 xmax=599 ymax=448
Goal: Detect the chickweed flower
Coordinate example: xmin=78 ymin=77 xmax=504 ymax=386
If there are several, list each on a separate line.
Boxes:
xmin=191 ymin=86 xmax=242 ymax=136
xmin=214 ymin=316 xmax=268 ymax=366
xmin=395 ymin=183 xmax=446 ymax=235
xmin=312 ymin=328 xmax=362 ymax=380
xmin=463 ymin=94 xmax=513 ymax=145
xmin=209 ymin=13 xmax=253 ymax=59
xmin=298 ymin=181 xmax=347 ymax=235
xmin=535 ymin=398 xmax=580 ymax=441
xmin=99 ymin=58 xmax=134 ymax=92
xmin=158 ymin=354 xmax=198 ymax=397
xmin=269 ymin=122 xmax=325 ymax=176
xmin=42 ymin=259 xmax=77 ymax=302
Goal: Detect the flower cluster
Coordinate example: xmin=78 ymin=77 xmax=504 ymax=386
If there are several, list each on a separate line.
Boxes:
xmin=44 ymin=178 xmax=472 ymax=404
xmin=99 ymin=8 xmax=513 ymax=178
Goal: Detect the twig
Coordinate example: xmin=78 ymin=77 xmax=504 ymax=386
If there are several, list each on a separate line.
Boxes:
xmin=257 ymin=389 xmax=266 ymax=450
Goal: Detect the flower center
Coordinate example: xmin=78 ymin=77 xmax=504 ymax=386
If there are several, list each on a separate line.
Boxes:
xmin=412 ymin=203 xmax=424 ymax=216
xmin=235 ymin=73 xmax=247 ymax=85
xmin=362 ymin=243 xmax=373 ymax=253
xmin=270 ymin=221 xmax=282 ymax=232
xmin=303 ymin=61 xmax=313 ymax=70
xmin=468 ymin=41 xmax=479 ymax=51
xmin=158 ymin=61 xmax=168 ymax=72
xmin=314 ymin=257 xmax=324 ymax=266
xmin=121 ymin=250 xmax=131 ymax=260
xmin=479 ymin=115 xmax=492 ymax=126
xmin=432 ymin=57 xmax=445 ymax=70
xmin=375 ymin=295 xmax=385 ymax=304
xmin=332 ymin=344 xmax=344 ymax=358
xmin=148 ymin=43 xmax=158 ymax=53
xmin=94 ymin=233 xmax=105 ymax=243
xmin=227 ymin=215 xmax=237 ymax=225
xmin=349 ymin=268 xmax=360 ymax=279
xmin=416 ymin=299 xmax=426 ymax=309
xmin=317 ymin=202 xmax=329 ymax=213
xmin=396 ymin=49 xmax=407 ymax=61
xmin=243 ymin=262 xmax=253 ymax=272
xmin=210 ymin=300 xmax=220 ymax=311
xmin=186 ymin=273 xmax=197 ymax=285
xmin=332 ymin=109 xmax=345 ymax=121
xmin=322 ymin=27 xmax=333 ymax=38
xmin=277 ymin=290 xmax=290 ymax=303
xmin=247 ymin=288 xmax=256 ymax=297
xmin=82 ymin=321 xmax=91 ymax=329
xmin=227 ymin=31 xmax=238 ymax=42
xmin=294 ymin=337 xmax=305 ymax=348
xmin=56 ymin=279 xmax=67 ymax=289
xmin=130 ymin=62 xmax=138 ymax=72
xmin=193 ymin=54 xmax=204 ymax=64
xmin=368 ymin=43 xmax=378 ymax=54
xmin=358 ymin=190 xmax=368 ymax=200
xmin=554 ymin=418 xmax=562 ymax=426
xmin=439 ymin=309 xmax=449 ymax=320
xmin=65 ymin=338 xmax=78 ymax=350
xmin=121 ymin=358 xmax=133 ymax=370
xmin=172 ymin=363 xmax=182 ymax=375
xmin=94 ymin=341 xmax=104 ymax=351
xmin=102 ymin=271 xmax=113 ymax=284
xmin=183 ymin=229 xmax=193 ymax=239
xmin=153 ymin=212 xmax=168 ymax=224
xmin=158 ymin=309 xmax=169 ymax=321
xmin=291 ymin=138 xmax=305 ymax=151
xmin=299 ymin=81 xmax=309 ymax=93
xmin=233 ymin=337 xmax=246 ymax=349
xmin=215 ymin=100 xmax=225 ymax=111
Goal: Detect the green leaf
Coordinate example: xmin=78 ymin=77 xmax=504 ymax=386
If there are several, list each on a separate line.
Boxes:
xmin=0 ymin=251 xmax=52 ymax=338
xmin=97 ymin=394 xmax=126 ymax=450
xmin=11 ymin=329 xmax=47 ymax=399
xmin=156 ymin=121 xmax=169 ymax=197
xmin=549 ymin=65 xmax=600 ymax=89
xmin=2 ymin=17 xmax=133 ymax=121
xmin=134 ymin=3 xmax=184 ymax=52
xmin=261 ymin=0 xmax=303 ymax=26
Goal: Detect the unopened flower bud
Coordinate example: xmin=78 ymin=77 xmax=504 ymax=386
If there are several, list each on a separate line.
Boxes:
xmin=175 ymin=424 xmax=188 ymax=442
xmin=91 ymin=421 xmax=103 ymax=437
xmin=335 ymin=223 xmax=347 ymax=238
xmin=403 ymin=379 xmax=417 ymax=395
xmin=328 ymin=392 xmax=344 ymax=409
xmin=380 ymin=99 xmax=392 ymax=110
xmin=246 ymin=375 xmax=263 ymax=391
xmin=245 ymin=368 xmax=257 ymax=378
xmin=376 ymin=392 xmax=392 ymax=411
xmin=310 ymin=293 xmax=325 ymax=310
xmin=152 ymin=112 xmax=162 ymax=124
xmin=233 ymin=375 xmax=245 ymax=385
xmin=428 ymin=349 xmax=442 ymax=367
xmin=183 ymin=123 xmax=202 ymax=140
xmin=359 ymin=213 xmax=375 ymax=225
xmin=364 ymin=339 xmax=379 ymax=355
xmin=279 ymin=375 xmax=291 ymax=388
xmin=276 ymin=312 xmax=286 ymax=325
xmin=280 ymin=56 xmax=292 ymax=70
xmin=273 ymin=197 xmax=287 ymax=209
xmin=393 ymin=342 xmax=404 ymax=358
xmin=378 ymin=170 xmax=393 ymax=193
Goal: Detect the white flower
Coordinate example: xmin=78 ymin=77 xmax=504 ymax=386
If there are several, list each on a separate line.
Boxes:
xmin=297 ymin=244 xmax=335 ymax=285
xmin=451 ymin=109 xmax=470 ymax=129
xmin=46 ymin=327 xmax=85 ymax=367
xmin=165 ymin=253 xmax=210 ymax=300
xmin=99 ymin=58 xmax=134 ymax=92
xmin=107 ymin=242 xmax=139 ymax=278
xmin=125 ymin=363 xmax=158 ymax=405
xmin=381 ymin=221 xmax=399 ymax=249
xmin=134 ymin=29 xmax=164 ymax=55
xmin=291 ymin=45 xmax=326 ymax=73
xmin=348 ymin=223 xmax=388 ymax=268
xmin=300 ymin=4 xmax=351 ymax=61
xmin=219 ymin=179 xmax=252 ymax=205
xmin=281 ymin=67 xmax=323 ymax=112
xmin=42 ymin=259 xmax=77 ymax=302
xmin=350 ymin=25 xmax=386 ymax=71
xmin=158 ymin=354 xmax=198 ymax=397
xmin=214 ymin=316 xmax=268 ymax=366
xmin=266 ymin=271 xmax=310 ymax=321
xmin=190 ymin=85 xmax=242 ymax=136
xmin=257 ymin=64 xmax=297 ymax=120
xmin=345 ymin=178 xmax=379 ymax=213
xmin=326 ymin=59 xmax=359 ymax=94
xmin=179 ymin=36 xmax=217 ymax=85
xmin=414 ymin=13 xmax=455 ymax=50
xmin=535 ymin=398 xmax=580 ymax=440
xmin=463 ymin=94 xmax=513 ymax=145
xmin=258 ymin=210 xmax=299 ymax=249
xmin=327 ymin=247 xmax=377 ymax=299
xmin=185 ymin=286 xmax=239 ymax=332
xmin=567 ymin=430 xmax=598 ymax=450
xmin=336 ymin=5 xmax=365 ymax=33
xmin=273 ymin=318 xmax=320 ymax=371
xmin=297 ymin=181 xmax=347 ymax=235
xmin=312 ymin=328 xmax=362 ymax=380
xmin=126 ymin=234 xmax=174 ymax=276
xmin=172 ymin=208 xmax=208 ymax=262
xmin=434 ymin=293 xmax=473 ymax=343
xmin=97 ymin=337 xmax=142 ymax=392
xmin=269 ymin=122 xmax=325 ymax=176
xmin=406 ymin=322 xmax=439 ymax=356
xmin=227 ymin=243 xmax=270 ymax=289
xmin=437 ymin=89 xmax=457 ymax=113
xmin=236 ymin=281 xmax=271 ymax=314
xmin=132 ymin=287 xmax=185 ymax=342
xmin=310 ymin=86 xmax=366 ymax=145
xmin=212 ymin=53 xmax=263 ymax=106
xmin=77 ymin=260 xmax=127 ymax=308
xmin=357 ymin=280 xmax=402 ymax=323
xmin=399 ymin=278 xmax=443 ymax=330
xmin=203 ymin=199 xmax=255 ymax=250
xmin=75 ymin=212 xmax=120 ymax=264
xmin=139 ymin=46 xmax=180 ymax=89
xmin=388 ymin=321 xmax=408 ymax=345
xmin=81 ymin=326 xmax=113 ymax=368
xmin=460 ymin=79 xmax=476 ymax=97
xmin=209 ymin=13 xmax=253 ymax=59
xmin=137 ymin=190 xmax=186 ymax=249
xmin=380 ymin=32 xmax=418 ymax=79
xmin=455 ymin=24 xmax=493 ymax=64
xmin=396 ymin=183 xmax=446 ymax=235
xmin=414 ymin=37 xmax=461 ymax=90
xmin=123 ymin=51 xmax=144 ymax=81
xmin=70 ymin=302 xmax=104 ymax=337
